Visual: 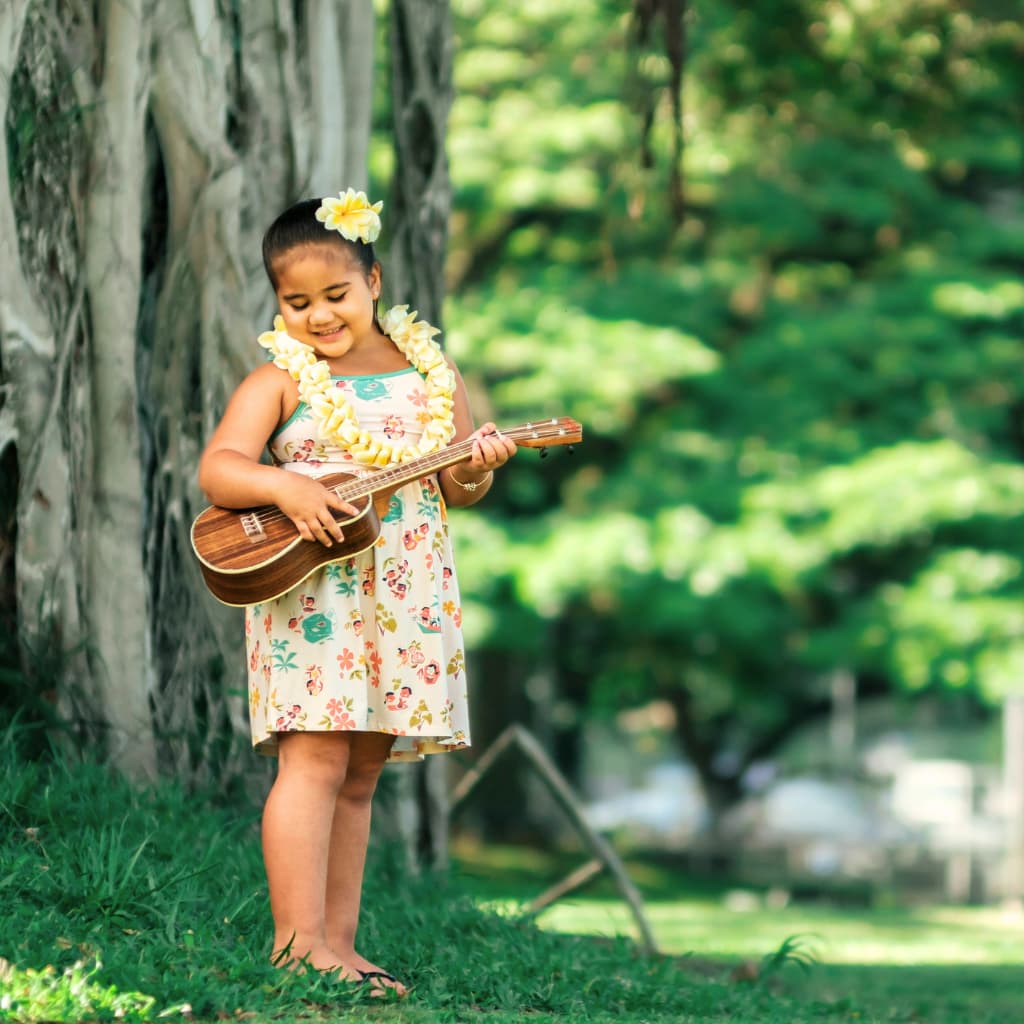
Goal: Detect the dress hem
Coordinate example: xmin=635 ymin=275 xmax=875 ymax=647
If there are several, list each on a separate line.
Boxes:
xmin=253 ymin=730 xmax=471 ymax=763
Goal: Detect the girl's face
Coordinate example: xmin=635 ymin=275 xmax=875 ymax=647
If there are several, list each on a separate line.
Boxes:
xmin=272 ymin=244 xmax=381 ymax=361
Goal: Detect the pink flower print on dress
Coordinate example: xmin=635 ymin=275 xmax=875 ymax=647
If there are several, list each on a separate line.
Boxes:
xmin=337 ymin=648 xmax=356 ymax=672
xmin=249 ymin=641 xmax=261 ymax=673
xmin=366 ymin=641 xmax=383 ymax=676
xmin=325 ymin=697 xmax=358 ymax=730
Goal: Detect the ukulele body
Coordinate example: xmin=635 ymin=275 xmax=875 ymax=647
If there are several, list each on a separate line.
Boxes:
xmin=190 ymin=472 xmax=384 ymax=606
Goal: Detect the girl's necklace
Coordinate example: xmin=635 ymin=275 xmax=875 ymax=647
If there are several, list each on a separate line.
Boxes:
xmin=258 ymin=305 xmax=456 ymax=468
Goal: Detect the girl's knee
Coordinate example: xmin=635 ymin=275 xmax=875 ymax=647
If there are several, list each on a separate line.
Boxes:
xmin=340 ymin=760 xmax=384 ymax=802
xmin=277 ymin=732 xmax=351 ymax=787
xmin=340 ymin=746 xmax=390 ymax=802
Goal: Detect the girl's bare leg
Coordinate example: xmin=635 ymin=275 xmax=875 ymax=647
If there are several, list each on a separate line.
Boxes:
xmin=262 ymin=731 xmax=360 ymax=975
xmin=323 ymin=732 xmax=405 ymax=991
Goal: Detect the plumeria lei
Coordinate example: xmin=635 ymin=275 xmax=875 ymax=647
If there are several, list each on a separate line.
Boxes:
xmin=257 ymin=305 xmax=456 ymax=468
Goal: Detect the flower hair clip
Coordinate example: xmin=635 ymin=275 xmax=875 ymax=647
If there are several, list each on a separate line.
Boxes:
xmin=315 ymin=188 xmax=384 ymax=244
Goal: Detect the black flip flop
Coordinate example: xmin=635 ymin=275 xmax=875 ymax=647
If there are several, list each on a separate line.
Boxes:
xmin=357 ymin=969 xmax=398 ymax=985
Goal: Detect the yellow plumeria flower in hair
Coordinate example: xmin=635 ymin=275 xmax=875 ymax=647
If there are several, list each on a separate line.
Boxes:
xmin=315 ymin=188 xmax=384 ymax=244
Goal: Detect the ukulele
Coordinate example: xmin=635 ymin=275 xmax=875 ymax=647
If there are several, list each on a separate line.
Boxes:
xmin=191 ymin=417 xmax=582 ymax=606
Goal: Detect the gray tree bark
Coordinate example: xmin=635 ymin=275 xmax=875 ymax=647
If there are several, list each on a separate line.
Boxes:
xmin=0 ymin=1 xmax=94 ymax=741
xmin=78 ymin=0 xmax=158 ymax=778
xmin=384 ymin=0 xmax=455 ymax=868
xmin=1 ymin=0 xmax=377 ymax=783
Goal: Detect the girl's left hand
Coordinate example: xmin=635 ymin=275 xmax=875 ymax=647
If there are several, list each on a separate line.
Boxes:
xmin=466 ymin=422 xmax=517 ymax=471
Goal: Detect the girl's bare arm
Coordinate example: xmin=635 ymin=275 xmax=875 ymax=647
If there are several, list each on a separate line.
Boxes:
xmin=198 ymin=364 xmax=355 ymax=547
xmin=439 ymin=362 xmax=516 ymax=508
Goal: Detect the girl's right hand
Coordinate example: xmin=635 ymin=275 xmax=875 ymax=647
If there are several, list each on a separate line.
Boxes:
xmin=275 ymin=474 xmax=359 ymax=548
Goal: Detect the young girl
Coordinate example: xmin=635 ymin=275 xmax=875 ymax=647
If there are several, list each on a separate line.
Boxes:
xmin=197 ymin=190 xmax=516 ymax=994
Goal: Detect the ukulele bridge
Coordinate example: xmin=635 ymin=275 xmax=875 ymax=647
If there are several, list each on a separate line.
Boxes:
xmin=240 ymin=512 xmax=266 ymax=541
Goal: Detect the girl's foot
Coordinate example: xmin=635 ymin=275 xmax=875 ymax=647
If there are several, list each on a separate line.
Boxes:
xmin=355 ymin=968 xmax=406 ymax=998
xmin=271 ymin=945 xmax=406 ymax=997
xmin=271 ymin=942 xmax=361 ymax=981
xmin=346 ymin=951 xmax=407 ymax=996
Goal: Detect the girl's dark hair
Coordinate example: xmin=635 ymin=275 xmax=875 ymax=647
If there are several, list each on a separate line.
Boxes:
xmin=261 ymin=198 xmax=377 ymax=287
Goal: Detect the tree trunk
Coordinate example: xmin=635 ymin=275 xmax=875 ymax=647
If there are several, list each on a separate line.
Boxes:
xmin=1 ymin=0 xmax=377 ymax=784
xmin=0 ymin=1 xmax=94 ymax=745
xmin=77 ymin=0 xmax=158 ymax=778
xmin=385 ymin=0 xmax=455 ymax=866
xmin=386 ymin=0 xmax=453 ymax=326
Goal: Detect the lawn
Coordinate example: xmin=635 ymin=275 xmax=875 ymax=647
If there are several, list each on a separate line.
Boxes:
xmin=450 ymin=839 xmax=1024 ymax=1024
xmin=3 ymin=740 xmax=1023 ymax=1024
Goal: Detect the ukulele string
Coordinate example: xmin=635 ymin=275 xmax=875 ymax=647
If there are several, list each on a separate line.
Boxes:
xmin=246 ymin=425 xmax=560 ymax=530
xmin=248 ymin=440 xmax=478 ymax=530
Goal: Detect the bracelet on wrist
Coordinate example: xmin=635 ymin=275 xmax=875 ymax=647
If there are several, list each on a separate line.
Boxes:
xmin=448 ymin=467 xmax=492 ymax=493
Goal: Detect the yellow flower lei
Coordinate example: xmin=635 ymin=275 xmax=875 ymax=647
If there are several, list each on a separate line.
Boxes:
xmin=257 ymin=305 xmax=456 ymax=468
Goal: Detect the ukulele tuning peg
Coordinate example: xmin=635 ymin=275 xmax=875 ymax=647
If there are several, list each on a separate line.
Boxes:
xmin=567 ymin=445 xmax=576 ymax=455
xmin=539 ymin=447 xmax=549 ymax=459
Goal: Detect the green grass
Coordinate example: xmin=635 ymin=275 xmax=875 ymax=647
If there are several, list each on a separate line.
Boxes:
xmin=2 ymin=736 xmax=1024 ymax=1023
xmin=450 ymin=840 xmax=1024 ymax=1023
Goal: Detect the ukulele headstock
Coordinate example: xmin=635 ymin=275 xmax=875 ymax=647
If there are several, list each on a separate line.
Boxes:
xmin=510 ymin=417 xmax=583 ymax=450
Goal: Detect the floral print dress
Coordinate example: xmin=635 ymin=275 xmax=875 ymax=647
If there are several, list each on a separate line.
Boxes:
xmin=244 ymin=367 xmax=470 ymax=762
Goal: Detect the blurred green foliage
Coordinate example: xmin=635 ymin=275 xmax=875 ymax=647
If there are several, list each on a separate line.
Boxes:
xmin=396 ymin=1 xmax=1024 ymax=801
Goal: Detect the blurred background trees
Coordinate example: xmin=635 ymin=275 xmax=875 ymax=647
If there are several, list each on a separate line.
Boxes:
xmin=434 ymin=0 xmax=1024 ymax=831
